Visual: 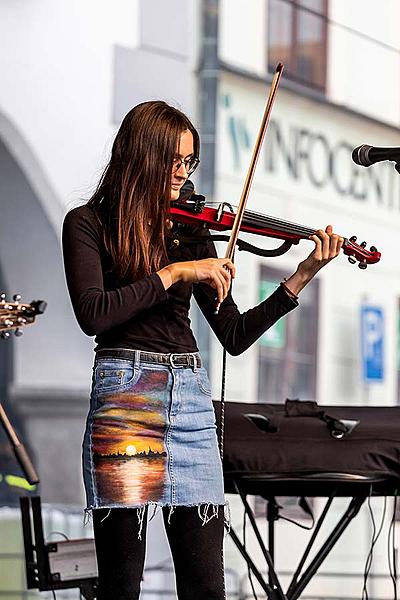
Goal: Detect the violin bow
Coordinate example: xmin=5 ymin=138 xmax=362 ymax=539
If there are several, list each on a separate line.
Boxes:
xmin=217 ymin=64 xmax=284 ymax=464
xmin=224 ymin=63 xmax=284 ymax=261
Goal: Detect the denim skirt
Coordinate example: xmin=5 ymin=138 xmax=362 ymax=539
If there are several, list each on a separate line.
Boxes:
xmin=82 ymin=349 xmax=225 ymax=512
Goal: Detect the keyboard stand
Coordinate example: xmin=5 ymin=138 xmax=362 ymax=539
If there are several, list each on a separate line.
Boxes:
xmin=226 ymin=474 xmax=391 ymax=600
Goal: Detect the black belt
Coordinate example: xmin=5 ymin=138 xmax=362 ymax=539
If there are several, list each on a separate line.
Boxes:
xmin=96 ymin=348 xmax=202 ymax=369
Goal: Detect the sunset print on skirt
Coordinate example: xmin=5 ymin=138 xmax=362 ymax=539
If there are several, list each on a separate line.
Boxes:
xmin=91 ymin=368 xmax=168 ymax=506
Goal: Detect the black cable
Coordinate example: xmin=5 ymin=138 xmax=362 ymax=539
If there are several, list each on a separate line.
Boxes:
xmin=362 ymin=493 xmax=387 ymax=600
xmin=243 ymin=508 xmax=258 ymax=600
xmin=278 ymin=514 xmax=314 ymax=530
xmin=362 ymin=493 xmax=376 ymax=600
xmin=388 ymin=490 xmax=398 ymax=600
xmin=47 ymin=531 xmax=69 ymax=541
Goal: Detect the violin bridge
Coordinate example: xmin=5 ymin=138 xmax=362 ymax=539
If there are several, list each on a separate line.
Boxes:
xmin=216 ymin=202 xmax=234 ymax=222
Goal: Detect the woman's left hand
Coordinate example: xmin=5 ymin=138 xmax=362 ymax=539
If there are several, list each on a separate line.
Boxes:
xmin=283 ymin=225 xmax=344 ymax=298
xmin=298 ymin=225 xmax=344 ymax=281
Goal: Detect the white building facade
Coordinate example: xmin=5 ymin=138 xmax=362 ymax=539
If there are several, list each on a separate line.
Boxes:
xmin=217 ymin=1 xmax=400 ymax=598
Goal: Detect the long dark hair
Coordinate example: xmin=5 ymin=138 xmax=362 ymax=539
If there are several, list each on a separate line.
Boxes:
xmin=88 ymin=101 xmax=200 ymax=280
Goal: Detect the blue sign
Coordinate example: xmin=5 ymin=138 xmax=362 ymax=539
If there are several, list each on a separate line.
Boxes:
xmin=361 ymin=306 xmax=384 ymax=381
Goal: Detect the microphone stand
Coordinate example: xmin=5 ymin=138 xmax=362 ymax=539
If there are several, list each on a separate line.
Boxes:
xmin=0 ymin=401 xmax=39 ymax=485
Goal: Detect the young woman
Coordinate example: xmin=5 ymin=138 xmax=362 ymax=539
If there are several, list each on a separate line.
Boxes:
xmin=62 ymin=100 xmax=343 ymax=600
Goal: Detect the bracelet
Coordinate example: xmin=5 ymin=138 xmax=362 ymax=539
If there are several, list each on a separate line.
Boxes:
xmin=280 ymin=279 xmax=299 ymax=301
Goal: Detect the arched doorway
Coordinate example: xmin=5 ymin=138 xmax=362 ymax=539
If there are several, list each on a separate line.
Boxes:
xmin=0 ymin=122 xmax=89 ymax=505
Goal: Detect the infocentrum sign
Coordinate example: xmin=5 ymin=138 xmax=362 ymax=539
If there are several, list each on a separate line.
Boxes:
xmin=264 ymin=120 xmax=397 ymax=206
xmin=220 ymin=87 xmax=400 ymax=215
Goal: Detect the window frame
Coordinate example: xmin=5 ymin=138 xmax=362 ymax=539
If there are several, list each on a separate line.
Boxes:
xmin=257 ymin=263 xmax=319 ymax=404
xmin=267 ymin=0 xmax=329 ymax=93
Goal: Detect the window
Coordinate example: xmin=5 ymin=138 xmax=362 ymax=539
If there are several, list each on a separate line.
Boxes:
xmin=267 ymin=0 xmax=328 ymax=92
xmin=258 ymin=265 xmax=319 ymax=403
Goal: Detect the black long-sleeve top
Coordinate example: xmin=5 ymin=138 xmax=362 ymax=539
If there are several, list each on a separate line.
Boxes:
xmin=62 ymin=205 xmax=298 ymax=356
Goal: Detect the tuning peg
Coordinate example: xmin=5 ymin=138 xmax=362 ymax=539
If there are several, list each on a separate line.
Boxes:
xmin=31 ymin=300 xmax=47 ymax=314
xmin=349 ymin=235 xmax=357 ymax=243
xmin=14 ymin=328 xmax=23 ymax=337
xmin=358 ymin=261 xmax=367 ymax=270
xmin=13 ymin=294 xmax=21 ymax=302
xmin=0 ymin=293 xmax=5 ymax=301
xmin=370 ymin=245 xmax=377 ymax=252
xmin=360 ymin=241 xmax=367 ymax=248
xmin=348 ymin=256 xmax=357 ymax=264
xmin=1 ymin=331 xmax=11 ymax=339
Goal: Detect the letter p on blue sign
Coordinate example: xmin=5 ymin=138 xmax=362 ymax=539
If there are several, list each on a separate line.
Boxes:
xmin=361 ymin=306 xmax=384 ymax=382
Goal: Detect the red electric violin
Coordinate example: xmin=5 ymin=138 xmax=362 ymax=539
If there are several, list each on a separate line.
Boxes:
xmin=170 ymin=181 xmax=381 ymax=268
xmin=170 ymin=63 xmax=380 ymax=270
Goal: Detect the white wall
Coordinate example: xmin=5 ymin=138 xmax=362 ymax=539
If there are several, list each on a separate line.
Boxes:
xmin=0 ymin=0 xmax=139 ymax=217
xmin=328 ymin=0 xmax=400 ymax=126
xmin=0 ymin=1 xmax=139 ymax=392
xmin=219 ymin=0 xmax=266 ymax=75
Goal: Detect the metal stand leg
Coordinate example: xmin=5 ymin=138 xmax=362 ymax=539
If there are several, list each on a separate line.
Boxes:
xmin=267 ymin=497 xmax=280 ymax=587
xmin=228 ymin=526 xmax=278 ymax=598
xmin=228 ymin=479 xmax=368 ymax=600
xmin=228 ymin=481 xmax=288 ymax=600
xmin=0 ymin=401 xmax=39 ymax=484
xmin=20 ymin=496 xmax=98 ymax=599
xmin=286 ymin=493 xmax=335 ymax=598
xmin=287 ymin=495 xmax=366 ymax=600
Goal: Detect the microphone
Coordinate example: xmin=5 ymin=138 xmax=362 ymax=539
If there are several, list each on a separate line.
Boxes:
xmin=352 ymin=144 xmax=400 ymax=167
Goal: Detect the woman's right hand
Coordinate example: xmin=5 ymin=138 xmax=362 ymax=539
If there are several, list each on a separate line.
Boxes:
xmin=158 ymin=258 xmax=236 ymax=304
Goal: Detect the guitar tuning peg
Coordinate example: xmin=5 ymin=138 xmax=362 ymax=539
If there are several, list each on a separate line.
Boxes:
xmin=348 ymin=255 xmax=357 ymax=264
xmin=0 ymin=293 xmax=5 ymax=301
xmin=370 ymin=245 xmax=377 ymax=252
xmin=350 ymin=235 xmax=357 ymax=243
xmin=1 ymin=331 xmax=11 ymax=339
xmin=358 ymin=261 xmax=367 ymax=270
xmin=14 ymin=328 xmax=23 ymax=337
xmin=13 ymin=294 xmax=22 ymax=302
xmin=360 ymin=241 xmax=367 ymax=248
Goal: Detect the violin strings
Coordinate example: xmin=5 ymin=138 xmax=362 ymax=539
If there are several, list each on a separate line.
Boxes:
xmin=178 ymin=201 xmax=378 ymax=261
xmin=201 ymin=203 xmax=375 ymax=257
xmin=204 ymin=202 xmax=316 ymax=237
xmin=244 ymin=209 xmax=316 ymax=237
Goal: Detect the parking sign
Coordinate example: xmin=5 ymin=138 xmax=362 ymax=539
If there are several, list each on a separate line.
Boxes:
xmin=361 ymin=306 xmax=384 ymax=382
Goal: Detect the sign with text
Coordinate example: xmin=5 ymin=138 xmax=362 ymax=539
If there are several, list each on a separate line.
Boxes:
xmin=259 ymin=280 xmax=286 ymax=348
xmin=361 ymin=306 xmax=384 ymax=382
xmin=219 ymin=80 xmax=400 ymax=216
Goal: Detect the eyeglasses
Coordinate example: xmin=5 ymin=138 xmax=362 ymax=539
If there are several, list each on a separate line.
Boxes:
xmin=172 ymin=156 xmax=200 ymax=176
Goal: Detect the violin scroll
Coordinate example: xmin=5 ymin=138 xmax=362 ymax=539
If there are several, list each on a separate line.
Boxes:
xmin=343 ymin=236 xmax=381 ymax=269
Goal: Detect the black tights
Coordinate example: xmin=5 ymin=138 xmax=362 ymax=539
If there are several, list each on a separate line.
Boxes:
xmin=93 ymin=505 xmax=226 ymax=600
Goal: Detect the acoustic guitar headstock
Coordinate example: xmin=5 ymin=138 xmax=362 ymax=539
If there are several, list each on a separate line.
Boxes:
xmin=0 ymin=293 xmax=47 ymax=339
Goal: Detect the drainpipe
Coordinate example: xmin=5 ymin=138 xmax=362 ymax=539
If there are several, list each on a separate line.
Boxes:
xmin=198 ymin=0 xmax=219 ymax=200
xmin=196 ymin=0 xmax=219 ymax=368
